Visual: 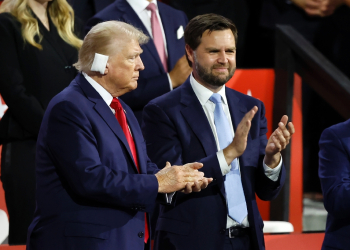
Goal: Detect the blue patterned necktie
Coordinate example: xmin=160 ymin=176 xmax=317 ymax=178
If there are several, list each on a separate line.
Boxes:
xmin=209 ymin=93 xmax=248 ymax=224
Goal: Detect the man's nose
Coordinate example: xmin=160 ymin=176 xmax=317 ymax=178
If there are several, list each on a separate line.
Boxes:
xmin=136 ymin=56 xmax=145 ymax=71
xmin=217 ymin=51 xmax=228 ymax=64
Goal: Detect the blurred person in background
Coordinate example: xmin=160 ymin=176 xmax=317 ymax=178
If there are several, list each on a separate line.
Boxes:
xmin=0 ymin=0 xmax=82 ymax=244
xmin=257 ymin=0 xmax=350 ymax=200
xmin=319 ymin=119 xmax=350 ymax=249
xmin=67 ymin=0 xmax=114 ymax=27
xmin=86 ymin=0 xmax=192 ymax=124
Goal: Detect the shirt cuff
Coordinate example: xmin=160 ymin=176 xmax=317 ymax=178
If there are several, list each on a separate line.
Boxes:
xmin=167 ymin=73 xmax=173 ymax=91
xmin=165 ymin=192 xmax=175 ymax=203
xmin=217 ymin=150 xmax=231 ymax=176
xmin=263 ymin=156 xmax=282 ymax=181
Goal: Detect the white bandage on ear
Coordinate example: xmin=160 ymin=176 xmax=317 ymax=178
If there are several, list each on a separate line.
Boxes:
xmin=90 ymin=53 xmax=109 ymax=74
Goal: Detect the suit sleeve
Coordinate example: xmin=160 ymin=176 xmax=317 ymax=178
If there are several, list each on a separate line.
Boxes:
xmin=46 ymin=100 xmax=159 ymax=212
xmin=319 ymin=126 xmax=350 ymax=217
xmin=142 ymin=102 xmax=224 ymax=185
xmin=253 ymin=101 xmax=285 ymax=201
xmin=0 ymin=15 xmax=45 ymax=136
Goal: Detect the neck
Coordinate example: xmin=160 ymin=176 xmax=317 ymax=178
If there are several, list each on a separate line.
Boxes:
xmin=88 ymin=72 xmax=107 ymax=89
xmin=28 ymin=0 xmax=49 ymax=20
xmin=192 ymin=72 xmax=224 ymax=93
xmin=87 ymin=72 xmax=122 ymax=98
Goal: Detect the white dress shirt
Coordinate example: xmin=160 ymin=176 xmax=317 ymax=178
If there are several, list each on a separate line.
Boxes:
xmin=190 ymin=74 xmax=282 ymax=228
xmin=126 ymin=0 xmax=173 ymax=89
xmin=83 ymin=72 xmax=114 ymax=109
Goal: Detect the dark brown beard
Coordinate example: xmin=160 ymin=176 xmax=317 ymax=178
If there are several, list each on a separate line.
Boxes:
xmin=195 ymin=60 xmax=236 ymax=87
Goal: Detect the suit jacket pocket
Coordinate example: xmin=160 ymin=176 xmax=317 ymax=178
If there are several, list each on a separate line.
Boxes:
xmin=64 ymin=222 xmax=110 ymax=240
xmin=156 ymin=217 xmax=190 ymax=236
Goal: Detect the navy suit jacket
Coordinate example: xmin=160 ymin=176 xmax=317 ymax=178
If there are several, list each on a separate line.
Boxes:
xmin=319 ymin=119 xmax=350 ymax=250
xmin=142 ymin=80 xmax=286 ymax=250
xmin=85 ymin=0 xmax=188 ymax=123
xmin=26 ymin=73 xmax=160 ymax=250
xmin=68 ymin=0 xmax=114 ymax=25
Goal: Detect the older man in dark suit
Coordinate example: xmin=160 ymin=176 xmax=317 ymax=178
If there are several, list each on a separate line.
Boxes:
xmin=26 ymin=20 xmax=211 ymax=250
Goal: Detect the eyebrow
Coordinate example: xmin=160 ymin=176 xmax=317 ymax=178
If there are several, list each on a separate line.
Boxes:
xmin=205 ymin=47 xmax=236 ymax=51
xmin=131 ymin=49 xmax=143 ymax=57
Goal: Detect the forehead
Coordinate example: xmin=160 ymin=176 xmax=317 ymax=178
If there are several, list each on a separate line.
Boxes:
xmin=198 ymin=29 xmax=236 ymax=48
xmin=121 ymin=39 xmax=142 ymax=53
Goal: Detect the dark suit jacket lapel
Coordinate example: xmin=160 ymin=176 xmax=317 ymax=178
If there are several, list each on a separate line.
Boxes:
xmin=226 ymin=87 xmax=247 ymax=132
xmin=180 ymin=80 xmax=217 ymax=157
xmin=226 ymin=87 xmax=252 ymax=195
xmin=115 ymin=0 xmax=165 ymax=73
xmin=76 ymin=74 xmax=138 ymax=172
xmin=94 ymin=0 xmax=114 ymax=12
xmin=123 ymin=103 xmax=148 ymax=174
xmin=158 ymin=2 xmax=177 ymax=70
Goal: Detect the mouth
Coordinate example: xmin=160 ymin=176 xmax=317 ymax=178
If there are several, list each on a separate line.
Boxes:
xmin=213 ymin=68 xmax=229 ymax=73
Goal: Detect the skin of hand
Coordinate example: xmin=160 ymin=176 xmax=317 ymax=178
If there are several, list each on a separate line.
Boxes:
xmin=155 ymin=161 xmax=211 ymax=193
xmin=223 ymin=106 xmax=258 ymax=165
xmin=169 ymin=55 xmax=192 ymax=88
xmin=264 ymin=115 xmax=295 ymax=168
xmin=291 ymin=0 xmax=345 ymax=17
xmin=319 ymin=0 xmax=345 ymax=16
xmin=181 ymin=176 xmax=213 ymax=194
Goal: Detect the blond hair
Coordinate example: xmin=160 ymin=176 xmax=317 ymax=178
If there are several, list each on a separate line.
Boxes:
xmin=0 ymin=0 xmax=82 ymax=50
xmin=74 ymin=21 xmax=149 ymax=73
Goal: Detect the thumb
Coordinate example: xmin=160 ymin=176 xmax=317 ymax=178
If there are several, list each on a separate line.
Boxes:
xmin=163 ymin=161 xmax=172 ymax=169
xmin=185 ymin=162 xmax=203 ymax=170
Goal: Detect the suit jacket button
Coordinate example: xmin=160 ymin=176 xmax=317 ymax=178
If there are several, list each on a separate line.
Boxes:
xmin=138 ymin=231 xmax=144 ymax=238
xmin=221 ymin=229 xmax=226 ymax=234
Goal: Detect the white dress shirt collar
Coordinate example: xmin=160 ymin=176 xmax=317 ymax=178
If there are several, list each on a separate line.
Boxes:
xmin=82 ymin=72 xmax=114 ymax=108
xmin=190 ymin=73 xmax=228 ymax=106
xmin=127 ymin=0 xmax=158 ymax=16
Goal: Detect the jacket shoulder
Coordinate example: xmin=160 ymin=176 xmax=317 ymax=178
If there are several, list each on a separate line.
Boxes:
xmin=226 ymin=87 xmax=264 ymax=106
xmin=146 ymin=84 xmax=182 ymax=109
xmin=0 ymin=13 xmax=20 ymax=29
xmin=324 ymin=119 xmax=350 ymax=139
xmin=158 ymin=2 xmax=187 ymax=17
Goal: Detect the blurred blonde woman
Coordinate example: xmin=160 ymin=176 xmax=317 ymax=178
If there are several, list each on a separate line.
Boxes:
xmin=0 ymin=0 xmax=82 ymax=244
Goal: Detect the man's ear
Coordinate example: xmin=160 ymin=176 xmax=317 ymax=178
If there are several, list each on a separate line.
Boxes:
xmin=185 ymin=44 xmax=194 ymax=65
xmin=104 ymin=63 xmax=109 ymax=75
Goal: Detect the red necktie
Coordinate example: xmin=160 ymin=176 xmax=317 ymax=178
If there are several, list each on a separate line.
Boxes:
xmin=146 ymin=3 xmax=168 ymax=72
xmin=110 ymin=97 xmax=149 ymax=243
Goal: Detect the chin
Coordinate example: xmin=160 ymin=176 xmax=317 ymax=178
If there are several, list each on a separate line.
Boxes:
xmin=129 ymin=81 xmax=138 ymax=91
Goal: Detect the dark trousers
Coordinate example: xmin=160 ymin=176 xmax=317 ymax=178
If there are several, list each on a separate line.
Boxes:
xmin=224 ymin=234 xmax=252 ymax=250
xmin=1 ymin=140 xmax=36 ymax=245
